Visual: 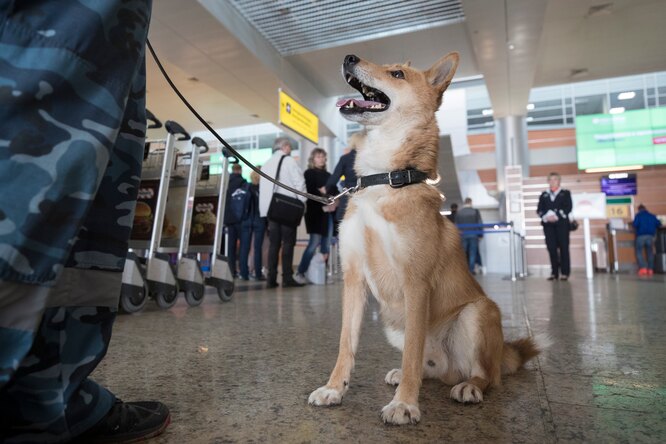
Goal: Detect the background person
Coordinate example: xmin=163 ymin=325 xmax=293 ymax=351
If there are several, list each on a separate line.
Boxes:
xmin=295 ymin=148 xmax=331 ymax=284
xmin=446 ymin=202 xmax=458 ymax=223
xmin=633 ymin=204 xmax=662 ymax=276
xmin=0 ymin=1 xmax=169 ymax=442
xmin=223 ymin=163 xmax=248 ymax=278
xmin=537 ymin=172 xmax=573 ymax=281
xmin=326 ymin=133 xmax=362 ymax=233
xmin=239 ymin=170 xmax=266 ymax=281
xmin=259 ymin=137 xmax=307 ymax=288
xmin=455 ymin=198 xmax=483 ymax=274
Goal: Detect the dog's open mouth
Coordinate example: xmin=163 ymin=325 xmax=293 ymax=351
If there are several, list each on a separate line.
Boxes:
xmin=336 ymin=74 xmax=390 ymax=114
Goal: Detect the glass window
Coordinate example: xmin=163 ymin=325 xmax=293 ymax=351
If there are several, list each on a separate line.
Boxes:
xmin=574 ymin=94 xmax=606 ymax=115
xmin=609 ymin=89 xmax=645 ymax=111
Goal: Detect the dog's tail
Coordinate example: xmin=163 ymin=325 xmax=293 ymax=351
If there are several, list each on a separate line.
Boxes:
xmin=501 ymin=333 xmax=551 ymax=375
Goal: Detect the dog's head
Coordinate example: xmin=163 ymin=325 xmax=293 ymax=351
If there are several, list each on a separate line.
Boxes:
xmin=337 ymin=52 xmax=459 ymax=126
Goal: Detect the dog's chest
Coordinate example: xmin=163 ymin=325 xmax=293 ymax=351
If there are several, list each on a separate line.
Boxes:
xmin=339 ymin=190 xmax=407 ymax=298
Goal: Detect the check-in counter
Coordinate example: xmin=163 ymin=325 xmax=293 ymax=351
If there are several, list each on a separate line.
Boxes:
xmin=607 ymin=227 xmax=636 ymax=273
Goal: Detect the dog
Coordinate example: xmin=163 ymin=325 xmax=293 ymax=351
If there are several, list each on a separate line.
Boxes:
xmin=308 ymin=53 xmax=545 ymax=425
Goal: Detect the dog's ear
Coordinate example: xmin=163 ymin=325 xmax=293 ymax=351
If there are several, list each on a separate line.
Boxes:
xmin=426 ymin=52 xmax=459 ymax=95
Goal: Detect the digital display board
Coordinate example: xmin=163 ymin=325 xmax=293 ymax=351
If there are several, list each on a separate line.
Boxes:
xmin=576 ymin=106 xmax=666 ymax=170
xmin=600 ymin=173 xmax=637 ymax=196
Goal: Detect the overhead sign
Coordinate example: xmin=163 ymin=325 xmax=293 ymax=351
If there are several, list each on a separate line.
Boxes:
xmin=278 ymin=89 xmax=319 ymax=144
xmin=572 ymin=193 xmax=607 ymax=220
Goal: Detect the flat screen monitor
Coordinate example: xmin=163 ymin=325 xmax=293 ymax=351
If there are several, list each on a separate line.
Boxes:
xmin=576 ymin=106 xmax=666 ymax=170
xmin=600 ymin=173 xmax=637 ymax=196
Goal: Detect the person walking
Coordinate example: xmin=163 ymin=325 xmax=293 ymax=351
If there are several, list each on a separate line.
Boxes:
xmin=0 ymin=1 xmax=170 ymax=442
xmin=537 ymin=172 xmax=573 ymax=281
xmin=239 ymin=170 xmax=266 ymax=281
xmin=259 ymin=137 xmax=307 ymax=288
xmin=633 ymin=204 xmax=662 ymax=276
xmin=295 ymin=148 xmax=331 ymax=284
xmin=455 ymin=198 xmax=483 ymax=274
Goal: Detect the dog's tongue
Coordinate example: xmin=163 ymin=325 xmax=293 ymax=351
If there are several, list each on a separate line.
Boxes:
xmin=336 ymin=98 xmax=380 ymax=109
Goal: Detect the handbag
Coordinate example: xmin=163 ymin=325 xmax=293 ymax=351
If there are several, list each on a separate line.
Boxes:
xmin=267 ymin=155 xmax=305 ymax=227
xmin=569 ymin=218 xmax=579 ymax=231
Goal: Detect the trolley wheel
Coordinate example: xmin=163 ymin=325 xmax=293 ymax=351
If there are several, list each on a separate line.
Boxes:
xmin=155 ymin=290 xmax=178 ymax=309
xmin=120 ymin=286 xmax=147 ymax=313
xmin=217 ymin=286 xmax=233 ymax=302
xmin=184 ymin=290 xmax=204 ymax=307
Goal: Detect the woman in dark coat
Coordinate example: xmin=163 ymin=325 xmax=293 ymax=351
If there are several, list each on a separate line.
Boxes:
xmin=294 ymin=148 xmax=331 ymax=283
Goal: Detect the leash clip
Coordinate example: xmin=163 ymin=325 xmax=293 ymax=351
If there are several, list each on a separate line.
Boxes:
xmin=328 ymin=180 xmax=360 ymax=204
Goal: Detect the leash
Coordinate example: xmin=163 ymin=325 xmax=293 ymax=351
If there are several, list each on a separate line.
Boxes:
xmin=146 ymin=39 xmax=333 ymax=205
xmin=146 ymin=40 xmax=429 ymax=204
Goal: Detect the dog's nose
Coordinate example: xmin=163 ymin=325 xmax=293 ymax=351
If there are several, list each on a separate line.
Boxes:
xmin=344 ymin=54 xmax=359 ymax=66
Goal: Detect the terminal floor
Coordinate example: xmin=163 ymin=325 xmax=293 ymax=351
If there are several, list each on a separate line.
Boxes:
xmin=93 ymin=273 xmax=666 ymax=443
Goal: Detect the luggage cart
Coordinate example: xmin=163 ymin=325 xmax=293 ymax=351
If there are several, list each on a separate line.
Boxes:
xmin=120 ymin=120 xmax=190 ymax=312
xmin=188 ymin=145 xmax=235 ymax=302
xmin=176 ymin=137 xmax=208 ymax=306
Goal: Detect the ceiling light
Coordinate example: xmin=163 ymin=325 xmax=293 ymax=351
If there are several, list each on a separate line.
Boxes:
xmin=570 ymin=68 xmax=589 ymax=79
xmin=585 ymin=165 xmax=643 ymax=173
xmin=617 ymin=92 xmax=636 ymax=100
xmin=608 ymin=173 xmax=629 ymax=179
xmin=609 ymin=107 xmax=625 ymax=114
xmin=526 ymin=103 xmax=535 ymax=110
xmin=482 ymin=109 xmax=493 ymax=116
xmin=526 ymin=117 xmax=534 ymax=122
xmin=187 ymin=77 xmax=199 ymax=82
xmin=508 ymin=43 xmax=515 ymax=50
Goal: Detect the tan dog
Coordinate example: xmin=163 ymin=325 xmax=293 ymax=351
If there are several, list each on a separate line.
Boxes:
xmin=308 ymin=53 xmax=545 ymax=425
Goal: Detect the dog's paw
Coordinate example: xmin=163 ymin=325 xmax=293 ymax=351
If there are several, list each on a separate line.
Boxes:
xmin=308 ymin=386 xmax=344 ymax=406
xmin=450 ymin=382 xmax=483 ymax=403
xmin=384 ymin=368 xmax=402 ymax=386
xmin=381 ymin=400 xmax=420 ymax=425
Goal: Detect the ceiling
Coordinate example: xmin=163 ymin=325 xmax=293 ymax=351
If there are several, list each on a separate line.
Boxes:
xmin=146 ymin=0 xmax=666 ymax=136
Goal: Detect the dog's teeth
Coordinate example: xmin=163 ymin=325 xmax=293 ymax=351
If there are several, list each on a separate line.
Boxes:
xmin=362 ymin=85 xmax=368 ymax=94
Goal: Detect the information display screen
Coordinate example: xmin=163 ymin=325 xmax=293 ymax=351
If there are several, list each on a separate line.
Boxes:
xmin=576 ymin=107 xmax=666 ymax=170
xmin=600 ymin=173 xmax=637 ymax=196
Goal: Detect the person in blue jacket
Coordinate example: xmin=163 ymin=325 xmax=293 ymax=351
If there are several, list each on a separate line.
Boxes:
xmin=633 ymin=204 xmax=662 ymax=275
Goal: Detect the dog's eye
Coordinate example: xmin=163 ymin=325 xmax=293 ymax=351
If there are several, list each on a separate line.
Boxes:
xmin=390 ymin=70 xmax=405 ymax=79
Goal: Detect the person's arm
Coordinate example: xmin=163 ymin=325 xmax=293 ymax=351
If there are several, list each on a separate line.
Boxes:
xmin=536 ymin=193 xmax=545 ymax=217
xmin=562 ymin=190 xmax=573 ymax=215
xmin=287 ymin=157 xmax=307 ymax=202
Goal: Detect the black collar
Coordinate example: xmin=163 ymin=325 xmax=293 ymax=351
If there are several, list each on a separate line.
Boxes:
xmin=357 ymin=169 xmax=429 ymax=190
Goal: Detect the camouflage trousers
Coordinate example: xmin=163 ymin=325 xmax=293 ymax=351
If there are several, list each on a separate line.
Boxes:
xmin=0 ymin=0 xmax=152 ymax=441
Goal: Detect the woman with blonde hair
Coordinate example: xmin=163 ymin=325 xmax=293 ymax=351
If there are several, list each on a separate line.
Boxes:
xmin=238 ymin=168 xmax=266 ymax=280
xmin=294 ymin=148 xmax=331 ymax=284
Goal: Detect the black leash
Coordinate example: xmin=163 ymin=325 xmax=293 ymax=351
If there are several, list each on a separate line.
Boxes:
xmin=146 ymin=40 xmax=429 ymax=203
xmin=146 ymin=39 xmax=333 ymax=205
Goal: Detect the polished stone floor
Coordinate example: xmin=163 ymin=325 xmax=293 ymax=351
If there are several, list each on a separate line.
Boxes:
xmin=93 ymin=272 xmax=666 ymax=443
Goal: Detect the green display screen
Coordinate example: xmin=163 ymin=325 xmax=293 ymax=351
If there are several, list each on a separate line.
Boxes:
xmin=575 ymin=107 xmax=666 ymax=169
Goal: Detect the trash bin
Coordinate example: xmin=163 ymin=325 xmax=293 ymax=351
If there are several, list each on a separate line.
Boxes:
xmin=591 ymin=237 xmax=608 ymax=271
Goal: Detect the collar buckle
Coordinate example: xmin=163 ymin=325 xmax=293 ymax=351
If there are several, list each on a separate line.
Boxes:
xmin=388 ymin=170 xmax=411 ymax=188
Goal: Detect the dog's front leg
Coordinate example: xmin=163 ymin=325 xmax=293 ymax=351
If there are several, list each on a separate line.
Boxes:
xmin=381 ymin=285 xmax=428 ymax=425
xmin=309 ymin=265 xmax=366 ymax=406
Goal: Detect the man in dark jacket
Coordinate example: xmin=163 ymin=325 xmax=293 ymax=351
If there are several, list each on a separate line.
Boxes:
xmin=224 ymin=163 xmax=247 ymax=277
xmin=455 ymin=198 xmax=482 ymax=274
xmin=326 ymin=133 xmax=362 ymax=230
xmin=536 ymin=172 xmax=573 ymax=280
xmin=633 ymin=204 xmax=662 ymax=275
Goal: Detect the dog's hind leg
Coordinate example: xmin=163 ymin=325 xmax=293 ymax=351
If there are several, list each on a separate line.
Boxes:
xmin=448 ymin=299 xmax=503 ymax=404
xmin=309 ymin=264 xmax=367 ymax=406
xmin=381 ymin=281 xmax=429 ymax=425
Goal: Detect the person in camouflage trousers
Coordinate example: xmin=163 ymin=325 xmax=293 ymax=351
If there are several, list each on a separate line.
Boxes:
xmin=0 ymin=1 xmax=170 ymax=442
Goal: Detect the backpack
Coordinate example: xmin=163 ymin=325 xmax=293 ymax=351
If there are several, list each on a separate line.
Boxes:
xmin=225 ymin=183 xmax=251 ymax=225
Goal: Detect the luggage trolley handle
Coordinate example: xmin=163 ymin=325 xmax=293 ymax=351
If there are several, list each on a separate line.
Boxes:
xmin=146 ymin=109 xmax=162 ymax=129
xmin=212 ymin=156 xmax=230 ymax=268
xmin=148 ymin=120 xmax=190 ymax=259
xmin=178 ymin=137 xmax=208 ymax=260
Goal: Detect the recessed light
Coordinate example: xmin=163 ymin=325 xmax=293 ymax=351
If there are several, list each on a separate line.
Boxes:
xmin=526 ymin=103 xmax=535 ymax=110
xmin=482 ymin=109 xmax=493 ymax=116
xmin=508 ymin=43 xmax=515 ymax=50
xmin=526 ymin=116 xmax=534 ymax=122
xmin=609 ymin=107 xmax=625 ymax=114
xmin=188 ymin=77 xmax=199 ymax=82
xmin=617 ymin=92 xmax=635 ymax=100
xmin=250 ymin=114 xmax=259 ymax=118
xmin=585 ymin=165 xmax=643 ymax=173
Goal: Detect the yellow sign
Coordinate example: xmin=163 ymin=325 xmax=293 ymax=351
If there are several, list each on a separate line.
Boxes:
xmin=607 ymin=204 xmax=629 ymax=218
xmin=278 ymin=89 xmax=319 ymax=144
